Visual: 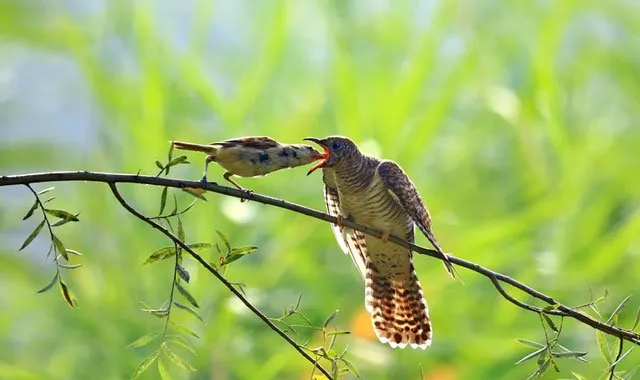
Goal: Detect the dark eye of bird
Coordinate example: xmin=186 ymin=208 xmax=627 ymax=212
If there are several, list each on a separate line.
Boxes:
xmin=331 ymin=142 xmax=341 ymax=150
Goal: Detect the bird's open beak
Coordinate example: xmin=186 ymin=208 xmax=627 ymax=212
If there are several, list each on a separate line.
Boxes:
xmin=304 ymin=137 xmax=328 ymax=175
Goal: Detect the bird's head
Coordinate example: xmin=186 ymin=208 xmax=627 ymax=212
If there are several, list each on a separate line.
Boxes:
xmin=303 ymin=136 xmax=360 ymax=175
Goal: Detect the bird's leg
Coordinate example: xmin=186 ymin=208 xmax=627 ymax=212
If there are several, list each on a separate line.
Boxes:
xmin=223 ymin=172 xmax=253 ymax=203
xmin=380 ymin=231 xmax=390 ymax=244
xmin=201 ymin=156 xmax=214 ymax=184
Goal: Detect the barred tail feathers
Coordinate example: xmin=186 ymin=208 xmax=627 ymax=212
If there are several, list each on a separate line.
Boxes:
xmin=173 ymin=141 xmax=218 ymax=156
xmin=365 ymin=262 xmax=432 ymax=349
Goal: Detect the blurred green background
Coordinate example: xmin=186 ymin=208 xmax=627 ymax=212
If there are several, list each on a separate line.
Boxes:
xmin=1 ymin=0 xmax=639 ymax=379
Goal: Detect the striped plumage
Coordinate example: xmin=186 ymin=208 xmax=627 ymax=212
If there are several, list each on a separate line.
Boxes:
xmin=305 ymin=136 xmax=455 ymax=349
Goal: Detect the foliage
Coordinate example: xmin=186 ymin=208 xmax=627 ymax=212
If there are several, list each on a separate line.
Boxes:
xmin=1 ymin=1 xmax=640 ymax=379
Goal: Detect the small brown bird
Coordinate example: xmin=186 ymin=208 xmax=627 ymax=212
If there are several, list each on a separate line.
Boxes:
xmin=173 ymin=137 xmax=325 ymax=190
xmin=304 ymin=135 xmax=455 ymax=349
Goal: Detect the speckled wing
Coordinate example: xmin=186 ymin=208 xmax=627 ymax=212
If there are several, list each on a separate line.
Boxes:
xmin=376 ymin=160 xmax=456 ymax=278
xmin=212 ymin=136 xmax=280 ymax=149
xmin=323 ymin=174 xmax=368 ymax=278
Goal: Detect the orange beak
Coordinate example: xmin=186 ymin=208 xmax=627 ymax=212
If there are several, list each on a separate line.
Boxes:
xmin=304 ymin=137 xmax=328 ymax=175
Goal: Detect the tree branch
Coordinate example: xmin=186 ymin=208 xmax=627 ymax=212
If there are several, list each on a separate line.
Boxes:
xmin=2 ymin=171 xmax=639 ymax=348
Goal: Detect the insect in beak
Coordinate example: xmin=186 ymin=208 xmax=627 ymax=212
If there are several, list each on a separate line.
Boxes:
xmin=304 ymin=137 xmax=328 ymax=175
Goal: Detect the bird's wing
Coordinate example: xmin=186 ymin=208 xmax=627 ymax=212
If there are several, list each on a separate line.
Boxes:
xmin=212 ymin=136 xmax=279 ymax=149
xmin=376 ymin=160 xmax=456 ymax=278
xmin=323 ymin=182 xmax=367 ymax=279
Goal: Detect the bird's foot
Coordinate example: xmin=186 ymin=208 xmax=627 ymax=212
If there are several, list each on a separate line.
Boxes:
xmin=335 ymin=214 xmax=345 ymax=229
xmin=200 ymin=176 xmax=208 ymax=185
xmin=380 ymin=231 xmax=390 ymax=244
xmin=240 ymin=189 xmax=254 ymax=203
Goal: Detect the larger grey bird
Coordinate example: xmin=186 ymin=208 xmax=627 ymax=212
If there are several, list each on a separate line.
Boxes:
xmin=304 ymin=135 xmax=455 ymax=349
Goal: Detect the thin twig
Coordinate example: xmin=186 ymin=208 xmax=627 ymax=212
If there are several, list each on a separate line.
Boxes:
xmin=609 ymin=338 xmax=623 ymax=380
xmin=107 ymin=183 xmax=334 ymax=379
xmin=1 ymin=171 xmax=639 ymax=346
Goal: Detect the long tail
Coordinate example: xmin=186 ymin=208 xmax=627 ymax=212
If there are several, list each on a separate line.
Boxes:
xmin=172 ymin=141 xmax=218 ymax=155
xmin=365 ymin=262 xmax=432 ymax=349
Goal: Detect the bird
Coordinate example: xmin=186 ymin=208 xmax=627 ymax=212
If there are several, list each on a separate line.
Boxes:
xmin=304 ymin=135 xmax=456 ymax=349
xmin=173 ymin=137 xmax=325 ymax=190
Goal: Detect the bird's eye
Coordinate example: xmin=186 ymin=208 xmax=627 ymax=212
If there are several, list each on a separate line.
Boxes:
xmin=331 ymin=142 xmax=342 ymax=150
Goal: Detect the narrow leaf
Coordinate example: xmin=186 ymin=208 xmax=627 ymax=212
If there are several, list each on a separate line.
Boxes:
xmin=186 ymin=242 xmax=213 ymax=251
xmin=622 ymin=366 xmax=639 ymax=380
xmin=230 ymin=245 xmax=258 ymax=255
xmin=173 ymin=302 xmax=203 ymax=321
xmin=571 ymin=372 xmax=588 ymax=380
xmin=59 ymin=263 xmax=82 ymax=269
xmin=131 ymin=350 xmax=159 ymax=380
xmin=167 ymin=337 xmax=196 ymax=354
xmin=36 ymin=272 xmax=59 ymax=293
xmin=19 ymin=220 xmax=45 ymax=251
xmin=37 ymin=186 xmax=55 ymax=195
xmin=144 ymin=247 xmax=177 ymax=264
xmin=216 ymin=230 xmax=231 ymax=251
xmin=515 ymin=347 xmax=547 ymax=365
xmin=166 ymin=155 xmax=189 ymax=168
xmin=52 ymin=234 xmax=68 ymax=260
xmin=340 ymin=358 xmax=361 ymax=378
xmin=632 ymin=306 xmax=640 ymax=330
xmin=177 ymin=217 xmax=185 ymax=242
xmin=155 ymin=160 xmax=164 ymax=170
xmin=66 ymin=249 xmax=83 ymax=256
xmin=157 ymin=360 xmax=171 ymax=380
xmin=22 ymin=200 xmax=39 ymax=220
xmin=170 ymin=322 xmax=199 ymax=339
xmin=141 ymin=308 xmax=170 ymax=318
xmin=323 ymin=310 xmax=339 ymax=328
xmin=326 ymin=330 xmax=351 ymax=336
xmin=162 ymin=344 xmax=196 ymax=371
xmin=182 ymin=187 xmax=207 ymax=201
xmin=128 ymin=331 xmax=161 ymax=348
xmin=176 ymin=264 xmax=190 ymax=283
xmin=607 ymin=295 xmax=632 ymax=324
xmin=596 ymin=330 xmax=613 ymax=364
xmin=159 ymin=186 xmax=168 ymax=215
xmin=59 ymin=280 xmax=76 ymax=307
xmin=516 ymin=339 xmax=545 ymax=349
xmin=45 ymin=209 xmax=80 ymax=222
xmin=168 ymin=141 xmax=174 ymax=161
xmin=176 ymin=283 xmax=199 ymax=308
xmin=541 ymin=314 xmax=559 ymax=333
xmin=551 ymin=351 xmax=587 ymax=359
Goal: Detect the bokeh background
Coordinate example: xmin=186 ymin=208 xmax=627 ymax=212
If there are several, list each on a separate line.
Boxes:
xmin=1 ymin=1 xmax=640 ymax=379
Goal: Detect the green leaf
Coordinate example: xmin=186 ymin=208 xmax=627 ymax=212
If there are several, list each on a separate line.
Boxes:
xmin=515 ymin=347 xmax=547 ymax=365
xmin=516 ymin=339 xmax=545 ymax=348
xmin=162 ymin=344 xmax=196 ymax=371
xmin=340 ymin=358 xmax=361 ymax=378
xmin=541 ymin=314 xmax=559 ymax=333
xmin=52 ymin=234 xmax=68 ymax=260
xmin=36 ymin=272 xmax=59 ymax=293
xmin=157 ymin=359 xmax=171 ymax=380
xmin=623 ymin=366 xmax=639 ymax=380
xmin=37 ymin=186 xmax=55 ymax=195
xmin=167 ymin=337 xmax=196 ymax=354
xmin=326 ymin=330 xmax=351 ymax=336
xmin=128 ymin=331 xmax=161 ymax=348
xmin=144 ymin=247 xmax=178 ymax=264
xmin=596 ymin=330 xmax=613 ymax=365
xmin=159 ymin=186 xmax=168 ymax=215
xmin=19 ymin=220 xmax=45 ymax=251
xmin=155 ymin=160 xmax=164 ymax=170
xmin=22 ymin=200 xmax=39 ymax=220
xmin=632 ymin=306 xmax=640 ymax=330
xmin=323 ymin=310 xmax=339 ymax=328
xmin=220 ymin=246 xmax=258 ymax=266
xmin=551 ymin=351 xmax=587 ymax=359
xmin=141 ymin=308 xmax=170 ymax=318
xmin=186 ymin=242 xmax=213 ymax=251
xmin=166 ymin=155 xmax=190 ymax=168
xmin=59 ymin=280 xmax=76 ymax=307
xmin=170 ymin=322 xmax=200 ymax=339
xmin=168 ymin=141 xmax=174 ymax=161
xmin=182 ymin=187 xmax=207 ymax=201
xmin=571 ymin=372 xmax=588 ymax=380
xmin=173 ymin=302 xmax=203 ymax=322
xmin=216 ymin=230 xmax=231 ymax=251
xmin=45 ymin=209 xmax=80 ymax=222
xmin=59 ymin=263 xmax=82 ymax=269
xmin=176 ymin=264 xmax=190 ymax=283
xmin=177 ymin=217 xmax=185 ymax=242
xmin=176 ymin=283 xmax=199 ymax=308
xmin=131 ymin=350 xmax=159 ymax=379
xmin=66 ymin=249 xmax=83 ymax=256
xmin=607 ymin=295 xmax=631 ymax=324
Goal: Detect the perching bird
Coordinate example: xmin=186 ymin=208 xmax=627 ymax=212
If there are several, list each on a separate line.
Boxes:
xmin=173 ymin=137 xmax=324 ymax=190
xmin=304 ymin=136 xmax=456 ymax=349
